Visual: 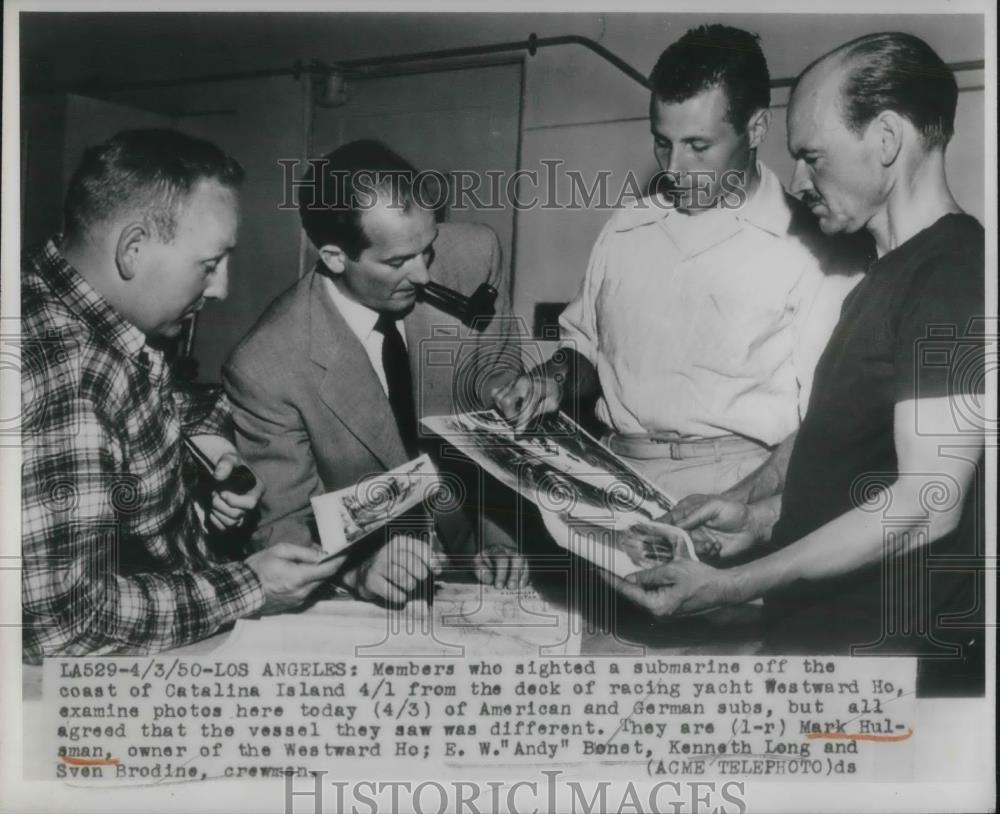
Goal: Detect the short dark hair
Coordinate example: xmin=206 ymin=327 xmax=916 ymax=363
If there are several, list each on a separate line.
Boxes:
xmin=63 ymin=128 xmax=244 ymax=244
xmin=299 ymin=139 xmax=439 ymax=259
xmin=830 ymin=32 xmax=958 ymax=150
xmin=648 ymin=24 xmax=771 ymax=130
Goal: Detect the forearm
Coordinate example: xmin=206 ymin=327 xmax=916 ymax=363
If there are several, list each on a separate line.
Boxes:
xmin=102 ymin=564 xmax=265 ymax=655
xmin=469 ymin=323 xmax=522 ymax=409
xmin=24 ymin=554 xmax=264 ymax=660
xmin=471 ymin=292 xmax=522 ymax=408
xmin=723 ymin=482 xmax=962 ymax=604
xmin=722 ymin=431 xmax=797 ymax=503
xmin=746 ymin=495 xmax=782 ymax=545
xmin=537 ymin=348 xmax=601 ymax=410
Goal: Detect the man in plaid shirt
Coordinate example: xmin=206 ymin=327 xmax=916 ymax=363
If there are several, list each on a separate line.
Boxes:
xmin=22 ymin=129 xmax=343 ymax=662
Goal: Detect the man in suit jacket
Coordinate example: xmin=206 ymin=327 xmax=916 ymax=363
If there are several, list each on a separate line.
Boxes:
xmin=224 ymin=140 xmax=523 ymax=605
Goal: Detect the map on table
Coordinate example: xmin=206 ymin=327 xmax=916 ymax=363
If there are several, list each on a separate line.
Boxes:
xmin=216 ymin=582 xmax=581 ymax=657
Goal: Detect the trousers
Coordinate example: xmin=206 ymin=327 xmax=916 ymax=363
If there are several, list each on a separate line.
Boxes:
xmin=605 ymin=432 xmax=772 ymax=503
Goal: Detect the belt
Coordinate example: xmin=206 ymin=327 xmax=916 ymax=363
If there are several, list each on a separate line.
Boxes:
xmin=604 ymin=431 xmax=771 ymax=461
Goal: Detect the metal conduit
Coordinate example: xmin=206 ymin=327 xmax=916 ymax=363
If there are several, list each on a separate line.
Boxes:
xmin=29 ymin=32 xmax=985 ymax=95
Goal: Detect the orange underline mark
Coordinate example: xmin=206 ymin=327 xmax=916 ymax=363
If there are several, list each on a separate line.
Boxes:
xmin=806 ymin=728 xmax=913 ymax=743
xmin=60 ymin=755 xmax=120 ymax=766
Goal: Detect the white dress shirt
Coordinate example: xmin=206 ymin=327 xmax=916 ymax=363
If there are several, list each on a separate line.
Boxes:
xmin=559 ymin=162 xmax=862 ymax=446
xmin=322 ymin=274 xmax=407 ymax=397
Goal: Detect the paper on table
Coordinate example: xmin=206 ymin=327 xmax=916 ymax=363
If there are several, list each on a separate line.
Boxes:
xmin=215 ymin=582 xmax=580 ymax=657
xmin=310 ymin=454 xmax=442 ymax=559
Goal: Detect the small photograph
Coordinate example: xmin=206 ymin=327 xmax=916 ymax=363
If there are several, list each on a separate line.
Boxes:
xmin=541 ymin=511 xmax=698 ymax=580
xmin=311 ymin=454 xmax=441 ymax=557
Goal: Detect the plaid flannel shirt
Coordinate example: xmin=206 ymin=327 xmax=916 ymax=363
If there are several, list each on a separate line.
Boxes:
xmin=21 ymin=239 xmax=265 ymax=663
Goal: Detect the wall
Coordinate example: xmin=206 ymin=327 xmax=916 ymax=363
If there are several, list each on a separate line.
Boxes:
xmin=21 ymin=94 xmax=166 ymax=249
xmin=310 ymin=62 xmax=523 ymax=285
xmin=21 ymin=81 xmax=305 ymax=382
xmin=21 ymin=12 xmax=986 ymax=375
xmin=512 ymin=13 xmax=986 ymax=325
xmin=21 ymin=95 xmax=67 ymax=250
xmin=109 ymin=77 xmax=308 ymax=381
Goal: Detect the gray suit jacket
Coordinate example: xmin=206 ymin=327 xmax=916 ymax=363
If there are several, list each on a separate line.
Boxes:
xmin=223 ymin=221 xmax=519 ymax=551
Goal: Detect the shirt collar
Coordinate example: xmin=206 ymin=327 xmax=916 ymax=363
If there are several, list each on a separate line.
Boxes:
xmin=735 ymin=162 xmax=795 ymax=237
xmin=610 ymin=195 xmax=674 ymax=233
xmin=32 ymin=237 xmax=150 ymax=362
xmin=611 ymin=161 xmax=794 ymax=238
xmin=321 ymin=271 xmax=384 ymax=344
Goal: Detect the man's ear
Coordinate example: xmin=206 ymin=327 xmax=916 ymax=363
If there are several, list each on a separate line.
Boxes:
xmin=318 ymin=244 xmax=348 ymax=275
xmin=746 ymin=108 xmax=771 ymax=151
xmin=114 ymin=222 xmax=149 ymax=281
xmin=874 ymin=110 xmax=904 ymax=166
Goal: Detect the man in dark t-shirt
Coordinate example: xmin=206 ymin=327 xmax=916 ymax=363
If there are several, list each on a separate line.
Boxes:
xmin=609 ymin=33 xmax=986 ymax=695
xmin=763 ymin=213 xmax=985 ymax=689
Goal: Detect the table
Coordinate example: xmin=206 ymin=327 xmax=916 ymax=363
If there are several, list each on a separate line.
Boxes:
xmin=22 ymin=576 xmax=762 ymax=701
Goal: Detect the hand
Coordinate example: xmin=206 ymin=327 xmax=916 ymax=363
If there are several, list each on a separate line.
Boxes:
xmin=190 ymin=434 xmax=263 ymax=531
xmin=668 ymin=497 xmax=759 ymax=560
xmin=208 ymin=451 xmax=263 ymax=529
xmin=605 ymin=558 xmax=737 ymax=617
xmin=668 ymin=493 xmax=714 ymax=522
xmin=491 ymin=371 xmax=561 ymax=432
xmin=473 ymin=543 xmax=529 ymax=589
xmin=245 ymin=542 xmax=345 ymax=615
xmin=340 ymin=535 xmax=439 ymax=607
xmin=624 ymin=519 xmax=698 ymax=562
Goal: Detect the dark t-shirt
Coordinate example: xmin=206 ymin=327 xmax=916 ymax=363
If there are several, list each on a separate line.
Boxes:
xmin=762 ymin=214 xmax=986 ymax=692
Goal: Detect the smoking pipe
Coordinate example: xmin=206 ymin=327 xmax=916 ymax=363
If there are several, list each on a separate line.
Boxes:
xmin=418 ymin=281 xmax=498 ymax=329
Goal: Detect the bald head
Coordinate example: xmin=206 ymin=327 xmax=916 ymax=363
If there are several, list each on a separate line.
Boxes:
xmin=786 ymin=32 xmax=960 ymax=240
xmin=793 ymin=32 xmax=957 ymax=152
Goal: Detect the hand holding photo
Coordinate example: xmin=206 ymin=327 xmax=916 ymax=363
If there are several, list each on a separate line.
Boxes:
xmin=310 ymin=454 xmax=442 ymax=559
xmin=540 ymin=508 xmax=698 ymax=580
xmin=421 ymin=409 xmax=677 ymax=523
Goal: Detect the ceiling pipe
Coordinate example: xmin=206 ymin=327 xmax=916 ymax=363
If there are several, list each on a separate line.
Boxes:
xmin=26 ymin=32 xmax=987 ymax=96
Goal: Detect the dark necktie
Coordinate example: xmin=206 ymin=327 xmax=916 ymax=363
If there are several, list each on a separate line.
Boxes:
xmin=374 ymin=313 xmax=418 ymax=457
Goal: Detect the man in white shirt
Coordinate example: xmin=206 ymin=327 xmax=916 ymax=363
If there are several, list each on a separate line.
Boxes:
xmin=224 ymin=140 xmax=523 ymax=604
xmin=494 ymin=24 xmax=865 ymax=501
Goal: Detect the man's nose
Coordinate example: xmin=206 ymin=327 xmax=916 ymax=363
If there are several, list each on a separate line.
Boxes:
xmin=657 ymin=147 xmax=683 ymax=176
xmin=790 ymin=159 xmax=812 ymax=197
xmin=406 ymin=255 xmax=431 ymax=287
xmin=204 ymin=261 xmax=229 ymax=301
